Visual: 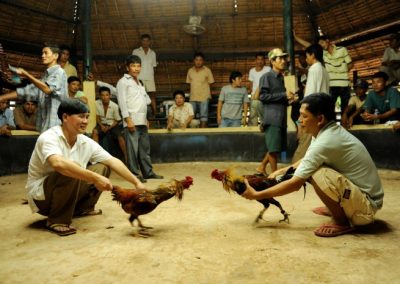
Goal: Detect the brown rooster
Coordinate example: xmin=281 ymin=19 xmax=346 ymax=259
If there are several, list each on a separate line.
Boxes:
xmin=112 ymin=176 xmax=193 ymax=233
xmin=211 ymin=167 xmax=296 ymax=223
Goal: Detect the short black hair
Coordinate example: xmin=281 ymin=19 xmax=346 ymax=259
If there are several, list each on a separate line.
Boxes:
xmin=173 ymin=90 xmax=185 ymax=100
xmin=301 ymin=93 xmax=336 ymax=122
xmin=67 ymin=76 xmax=81 ymax=84
xmin=193 ymin=52 xmax=205 ymax=60
xmin=59 ymin=44 xmax=71 ymax=53
xmin=316 ymin=35 xmax=329 ymax=42
xmin=57 ymin=98 xmax=89 ymax=120
xmin=99 ymin=86 xmax=111 ymax=94
xmin=43 ymin=42 xmax=60 ymax=54
xmin=141 ymin=34 xmax=151 ymax=40
xmin=372 ymin=71 xmax=389 ymax=81
xmin=305 ymin=44 xmax=324 ymax=65
xmin=229 ymin=71 xmax=242 ymax=83
xmin=125 ymin=54 xmax=141 ymax=66
xmin=255 ymin=52 xmax=266 ymax=58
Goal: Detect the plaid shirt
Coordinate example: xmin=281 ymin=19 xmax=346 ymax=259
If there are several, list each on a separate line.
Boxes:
xmin=17 ymin=65 xmax=68 ymax=132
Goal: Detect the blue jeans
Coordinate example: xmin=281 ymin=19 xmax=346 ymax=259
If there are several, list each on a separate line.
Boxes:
xmin=220 ymin=118 xmax=241 ymax=127
xmin=190 ymin=100 xmax=209 ymax=122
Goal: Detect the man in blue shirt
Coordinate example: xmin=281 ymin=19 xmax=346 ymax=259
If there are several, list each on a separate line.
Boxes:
xmin=0 ymin=98 xmax=15 ymax=136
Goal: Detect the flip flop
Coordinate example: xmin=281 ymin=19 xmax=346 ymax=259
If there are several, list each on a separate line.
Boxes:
xmin=76 ymin=209 xmax=102 ymax=217
xmin=47 ymin=223 xmax=77 ymax=236
xmin=314 ymin=224 xmax=355 ymax=237
xmin=312 ymin=206 xmax=332 ymax=217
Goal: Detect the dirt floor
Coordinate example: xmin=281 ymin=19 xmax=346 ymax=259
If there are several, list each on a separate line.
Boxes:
xmin=0 ymin=162 xmax=399 ymax=284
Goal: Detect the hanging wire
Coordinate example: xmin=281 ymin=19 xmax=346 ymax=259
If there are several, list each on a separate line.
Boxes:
xmin=233 ymin=0 xmax=238 ymax=16
xmin=72 ymin=0 xmax=80 ymax=35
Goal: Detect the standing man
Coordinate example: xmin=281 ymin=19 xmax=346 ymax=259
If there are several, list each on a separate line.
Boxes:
xmin=248 ymin=52 xmax=271 ymax=126
xmin=242 ymin=93 xmax=384 ymax=238
xmin=0 ymin=43 xmax=68 ymax=132
xmin=132 ymin=34 xmax=158 ymax=117
xmin=59 ymin=45 xmax=78 ymax=78
xmin=117 ymin=55 xmax=163 ymax=183
xmin=293 ymin=33 xmax=353 ymax=116
xmin=186 ymin=52 xmax=215 ymax=128
xmin=256 ymin=48 xmax=294 ymax=175
xmin=26 ymin=99 xmax=145 ymax=236
xmin=292 ymin=44 xmax=330 ymax=162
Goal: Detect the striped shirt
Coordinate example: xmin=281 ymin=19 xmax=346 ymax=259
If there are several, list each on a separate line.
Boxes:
xmin=323 ymin=45 xmax=352 ymax=87
xmin=16 ymin=65 xmax=68 ymax=132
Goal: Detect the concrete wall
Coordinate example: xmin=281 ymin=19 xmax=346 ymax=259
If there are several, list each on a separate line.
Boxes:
xmin=1 ymin=126 xmax=399 ymax=176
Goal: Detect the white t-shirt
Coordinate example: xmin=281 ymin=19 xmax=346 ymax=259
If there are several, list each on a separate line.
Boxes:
xmin=248 ymin=66 xmax=271 ymax=94
xmin=26 ymin=126 xmax=112 ymax=212
xmin=304 ymin=62 xmax=330 ymax=96
xmin=132 ymin=47 xmax=157 ymax=81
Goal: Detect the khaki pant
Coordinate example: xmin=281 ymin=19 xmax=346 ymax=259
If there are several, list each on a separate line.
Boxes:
xmin=312 ymin=167 xmax=377 ymax=226
xmin=34 ymin=163 xmax=111 ymax=225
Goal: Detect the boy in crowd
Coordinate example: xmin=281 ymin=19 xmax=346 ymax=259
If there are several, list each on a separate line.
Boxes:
xmin=217 ymin=71 xmax=249 ymax=127
xmin=361 ymin=71 xmax=400 ymax=123
xmin=67 ymin=76 xmax=88 ymax=104
xmin=186 ymin=52 xmax=215 ymax=128
xmin=117 ymin=55 xmax=163 ymax=183
xmin=167 ymin=90 xmax=199 ymax=130
xmin=0 ymin=98 xmax=15 ymax=136
xmin=13 ymin=98 xmax=37 ymax=131
xmin=341 ymin=79 xmax=369 ymax=129
xmin=93 ymin=86 xmax=127 ymax=164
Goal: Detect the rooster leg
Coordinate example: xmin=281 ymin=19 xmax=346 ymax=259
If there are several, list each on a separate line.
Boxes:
xmin=136 ymin=217 xmax=153 ymax=230
xmin=254 ymin=208 xmax=267 ymax=223
xmin=268 ymin=199 xmax=290 ymax=223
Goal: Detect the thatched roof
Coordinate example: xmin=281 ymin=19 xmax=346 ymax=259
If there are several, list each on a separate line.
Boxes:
xmin=1 ymin=0 xmax=399 ymax=91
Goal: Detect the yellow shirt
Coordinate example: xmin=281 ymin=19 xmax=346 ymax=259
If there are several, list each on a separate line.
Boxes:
xmin=186 ymin=66 xmax=215 ymax=101
xmin=63 ymin=61 xmax=78 ymax=78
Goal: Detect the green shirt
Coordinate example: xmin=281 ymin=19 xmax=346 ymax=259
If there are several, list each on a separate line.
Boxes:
xmin=363 ymin=87 xmax=400 ymax=122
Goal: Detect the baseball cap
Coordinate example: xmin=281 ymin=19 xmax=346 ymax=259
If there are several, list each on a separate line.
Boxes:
xmin=268 ymin=48 xmax=288 ymax=60
xmin=354 ymin=79 xmax=368 ymax=89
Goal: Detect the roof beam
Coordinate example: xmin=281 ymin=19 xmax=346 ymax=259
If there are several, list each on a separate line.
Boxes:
xmin=0 ymin=0 xmax=74 ymax=23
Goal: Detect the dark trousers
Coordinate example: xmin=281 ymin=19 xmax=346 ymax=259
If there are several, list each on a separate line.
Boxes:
xmin=124 ymin=125 xmax=154 ymax=177
xmin=330 ymin=86 xmax=350 ymax=115
xmin=34 ymin=163 xmax=110 ymax=225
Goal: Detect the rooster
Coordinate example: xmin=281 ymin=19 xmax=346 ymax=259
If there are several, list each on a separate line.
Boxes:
xmin=211 ymin=167 xmax=296 ymax=223
xmin=112 ymin=176 xmax=193 ymax=234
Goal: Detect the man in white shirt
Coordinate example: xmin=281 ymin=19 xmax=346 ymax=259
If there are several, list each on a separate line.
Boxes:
xmin=248 ymin=52 xmax=271 ymax=126
xmin=27 ymin=99 xmax=145 ymax=236
xmin=132 ymin=34 xmax=158 ymax=116
xmin=117 ymin=55 xmax=163 ymax=183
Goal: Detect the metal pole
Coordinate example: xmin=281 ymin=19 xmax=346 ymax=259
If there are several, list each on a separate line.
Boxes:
xmin=81 ymin=0 xmax=92 ymax=80
xmin=283 ymin=0 xmax=295 ymax=75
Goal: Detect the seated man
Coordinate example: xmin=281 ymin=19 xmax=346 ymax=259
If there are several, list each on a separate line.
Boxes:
xmin=0 ymin=98 xmax=16 ymax=136
xmin=341 ymin=78 xmax=369 ymax=129
xmin=26 ymin=98 xmax=145 ymax=236
xmin=13 ymin=98 xmax=37 ymax=131
xmin=67 ymin=76 xmax=88 ymax=104
xmin=167 ymin=90 xmax=199 ymax=130
xmin=92 ymin=86 xmax=127 ymax=163
xmin=242 ymin=93 xmax=384 ymax=237
xmin=361 ymin=71 xmax=400 ymax=123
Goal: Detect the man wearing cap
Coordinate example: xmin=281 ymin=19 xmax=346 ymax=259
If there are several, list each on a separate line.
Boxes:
xmin=26 ymin=98 xmax=146 ymax=236
xmin=255 ymin=48 xmax=294 ymax=175
xmin=341 ymin=78 xmax=369 ymax=129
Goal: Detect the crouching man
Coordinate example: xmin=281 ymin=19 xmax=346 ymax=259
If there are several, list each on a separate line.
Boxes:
xmin=26 ymin=99 xmax=145 ymax=236
xmin=242 ymin=93 xmax=384 ymax=237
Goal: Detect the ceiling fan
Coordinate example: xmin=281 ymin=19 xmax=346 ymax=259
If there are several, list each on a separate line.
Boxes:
xmin=183 ymin=16 xmax=206 ymax=35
